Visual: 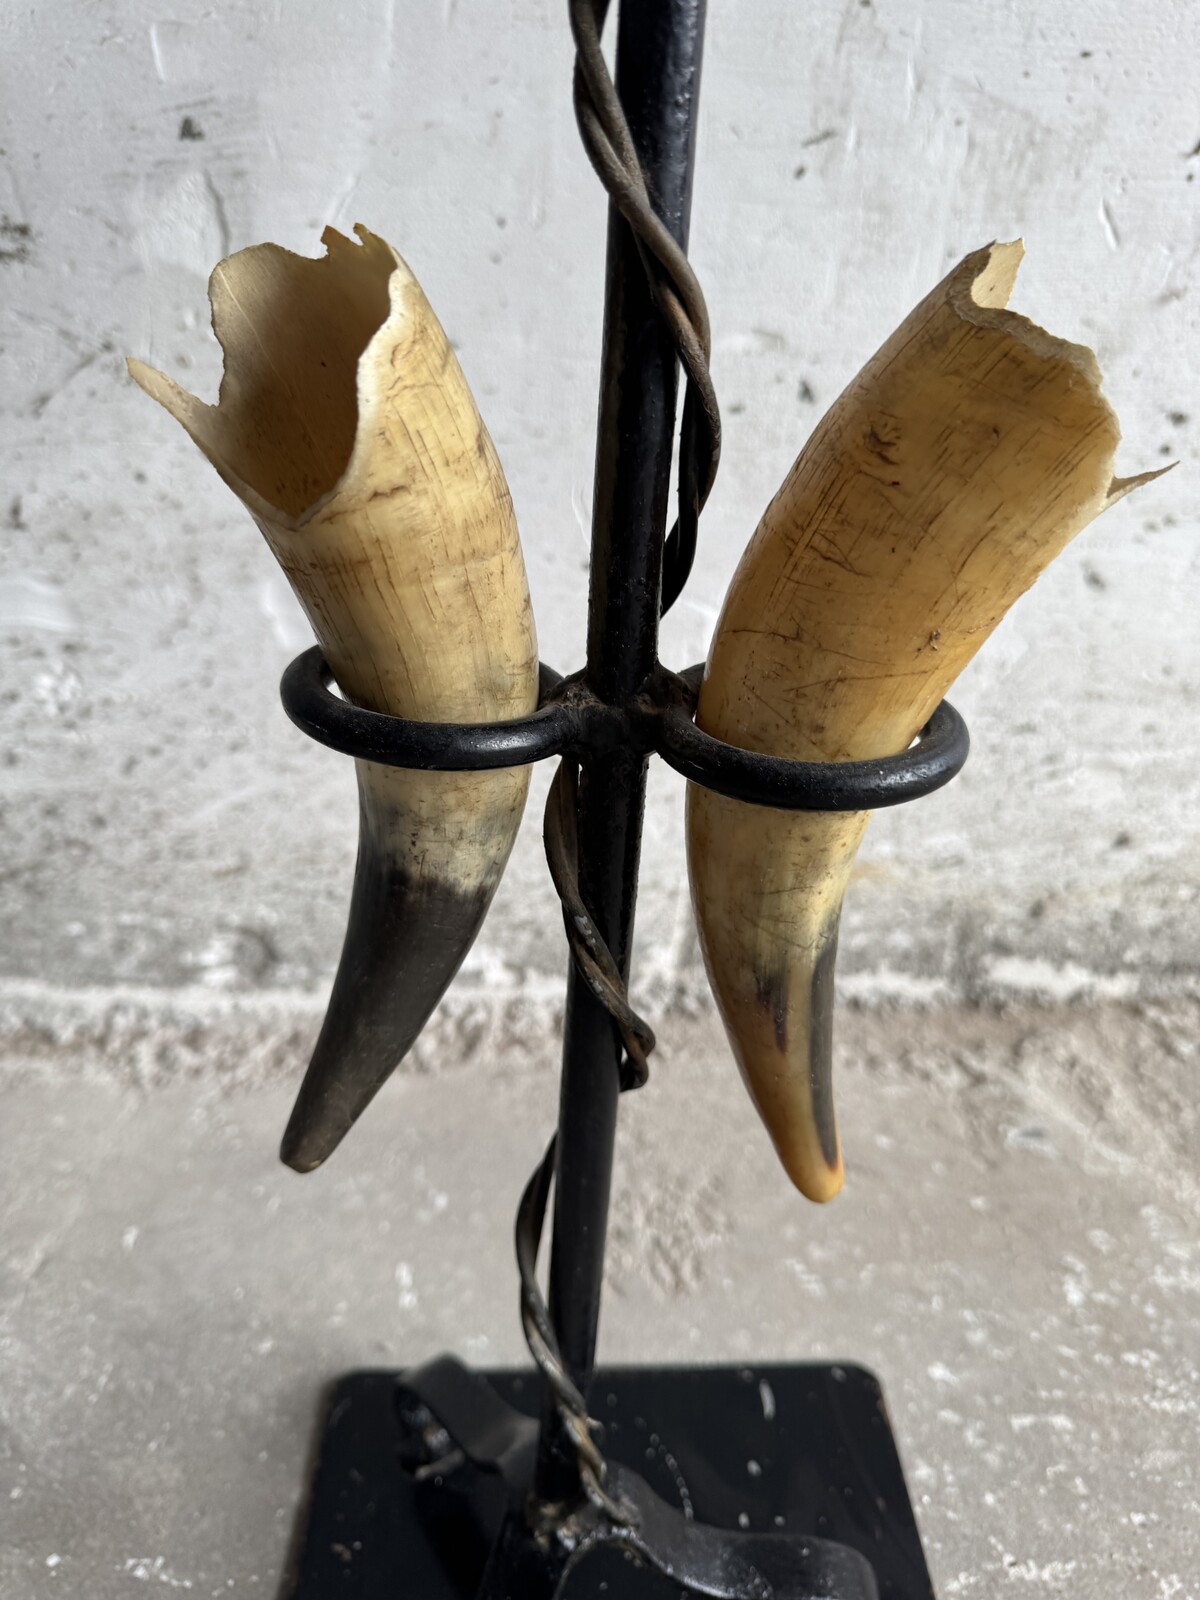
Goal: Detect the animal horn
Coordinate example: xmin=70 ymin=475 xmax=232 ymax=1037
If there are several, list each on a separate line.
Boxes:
xmin=130 ymin=225 xmax=538 ymax=1172
xmin=686 ymin=240 xmax=1166 ymax=1203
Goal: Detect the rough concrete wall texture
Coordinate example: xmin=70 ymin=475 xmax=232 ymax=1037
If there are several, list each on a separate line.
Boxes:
xmin=1 ymin=0 xmax=1198 ymax=1040
xmin=1 ymin=5 xmax=1198 ymax=1599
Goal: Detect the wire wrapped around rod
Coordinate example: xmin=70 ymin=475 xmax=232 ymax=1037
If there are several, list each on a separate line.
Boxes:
xmin=536 ymin=25 xmax=719 ymax=1499
xmin=516 ymin=1137 xmax=638 ymax=1526
xmin=512 ymin=755 xmax=657 ymax=1526
xmin=544 ymin=756 xmax=655 ymax=1090
xmin=569 ymin=0 xmax=721 ymax=613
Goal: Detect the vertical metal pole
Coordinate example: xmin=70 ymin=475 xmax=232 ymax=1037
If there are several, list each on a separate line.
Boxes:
xmin=537 ymin=0 xmax=707 ymax=1499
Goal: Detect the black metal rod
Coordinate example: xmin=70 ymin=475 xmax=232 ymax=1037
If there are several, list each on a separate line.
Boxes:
xmin=536 ymin=0 xmax=707 ymax=1500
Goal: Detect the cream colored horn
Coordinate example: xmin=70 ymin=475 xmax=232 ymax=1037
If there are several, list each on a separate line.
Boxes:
xmin=130 ymin=224 xmax=538 ymax=1172
xmin=687 ymin=240 xmax=1166 ymax=1203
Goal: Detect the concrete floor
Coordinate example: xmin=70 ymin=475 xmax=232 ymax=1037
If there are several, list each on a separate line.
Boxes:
xmin=1 ymin=999 xmax=1197 ymax=1599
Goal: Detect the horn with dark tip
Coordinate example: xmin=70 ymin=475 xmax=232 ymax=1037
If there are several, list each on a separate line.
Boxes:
xmin=687 ymin=240 xmax=1166 ymax=1203
xmin=130 ymin=224 xmax=538 ymax=1171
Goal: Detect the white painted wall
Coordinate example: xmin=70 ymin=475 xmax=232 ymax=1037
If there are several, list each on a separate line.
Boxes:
xmin=2 ymin=0 xmax=1198 ymax=1043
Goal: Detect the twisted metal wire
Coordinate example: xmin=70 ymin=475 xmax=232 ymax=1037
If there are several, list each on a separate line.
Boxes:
xmin=545 ymin=757 xmax=655 ymax=1093
xmin=569 ymin=0 xmax=721 ymax=613
xmin=513 ymin=0 xmax=721 ymax=1530
xmin=516 ymin=1138 xmax=636 ymax=1525
xmin=512 ymin=756 xmax=655 ymax=1529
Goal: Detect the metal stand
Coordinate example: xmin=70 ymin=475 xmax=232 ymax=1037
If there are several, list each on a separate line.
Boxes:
xmin=276 ymin=2 xmax=968 ymax=1594
xmin=286 ymin=1364 xmax=938 ymax=1599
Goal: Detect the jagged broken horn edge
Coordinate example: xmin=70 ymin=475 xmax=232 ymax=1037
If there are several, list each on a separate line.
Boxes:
xmin=686 ymin=240 xmax=1168 ymax=1203
xmin=129 ymin=224 xmax=539 ymax=1172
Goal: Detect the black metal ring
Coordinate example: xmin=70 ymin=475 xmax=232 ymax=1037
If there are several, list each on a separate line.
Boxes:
xmin=279 ymin=646 xmax=577 ymax=771
xmin=656 ymin=663 xmax=969 ymax=812
xmin=280 ymin=646 xmax=969 ymax=810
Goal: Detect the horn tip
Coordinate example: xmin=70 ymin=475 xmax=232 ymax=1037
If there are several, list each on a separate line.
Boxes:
xmin=279 ymin=1116 xmax=338 ymax=1174
xmin=786 ymin=1154 xmax=845 ymax=1205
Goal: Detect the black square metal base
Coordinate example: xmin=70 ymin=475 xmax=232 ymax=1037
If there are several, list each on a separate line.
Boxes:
xmin=283 ymin=1363 xmax=935 ymax=1599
